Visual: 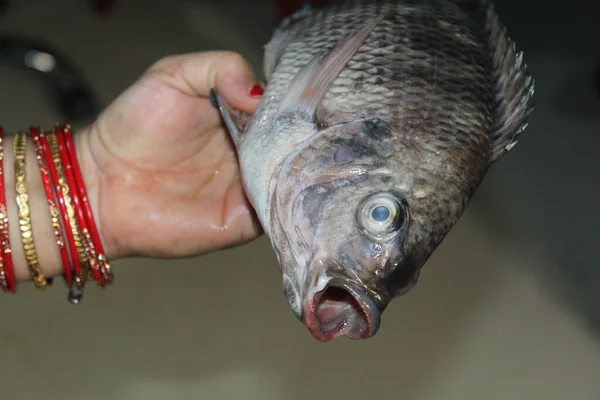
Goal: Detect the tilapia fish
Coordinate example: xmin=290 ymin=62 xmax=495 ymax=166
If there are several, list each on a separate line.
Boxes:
xmin=211 ymin=0 xmax=534 ymax=342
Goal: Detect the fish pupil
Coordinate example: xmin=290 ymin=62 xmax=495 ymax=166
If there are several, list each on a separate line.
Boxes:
xmin=371 ymin=206 xmax=391 ymax=222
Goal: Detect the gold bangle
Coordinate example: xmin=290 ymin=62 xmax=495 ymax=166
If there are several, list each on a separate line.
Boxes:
xmin=0 ymin=135 xmax=7 ymax=290
xmin=14 ymin=131 xmax=51 ymax=289
xmin=46 ymin=131 xmax=90 ymax=284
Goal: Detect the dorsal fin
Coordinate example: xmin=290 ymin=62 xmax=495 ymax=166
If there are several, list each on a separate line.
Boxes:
xmin=473 ymin=0 xmax=536 ymax=162
xmin=265 ymin=3 xmax=316 ymax=81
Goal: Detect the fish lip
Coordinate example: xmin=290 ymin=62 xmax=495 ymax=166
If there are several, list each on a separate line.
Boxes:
xmin=303 ymin=276 xmax=381 ymax=342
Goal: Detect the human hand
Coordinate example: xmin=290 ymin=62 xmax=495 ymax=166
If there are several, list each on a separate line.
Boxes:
xmin=76 ymin=51 xmax=263 ymax=260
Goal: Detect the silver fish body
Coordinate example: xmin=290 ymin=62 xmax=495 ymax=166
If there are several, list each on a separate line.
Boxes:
xmin=211 ymin=0 xmax=534 ymax=342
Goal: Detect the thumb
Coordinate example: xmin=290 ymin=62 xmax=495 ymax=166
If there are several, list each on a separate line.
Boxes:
xmin=146 ymin=51 xmax=262 ymax=114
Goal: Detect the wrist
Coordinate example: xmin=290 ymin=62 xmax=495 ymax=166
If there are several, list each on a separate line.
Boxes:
xmin=74 ymin=126 xmax=119 ymax=261
xmin=0 ymin=124 xmax=115 ymax=299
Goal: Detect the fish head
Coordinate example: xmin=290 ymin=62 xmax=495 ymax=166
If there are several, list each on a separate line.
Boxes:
xmin=270 ymin=118 xmax=453 ymax=342
xmin=297 ymin=187 xmax=418 ymax=343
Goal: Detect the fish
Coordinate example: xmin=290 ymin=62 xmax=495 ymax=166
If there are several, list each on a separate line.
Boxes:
xmin=210 ymin=0 xmax=534 ymax=342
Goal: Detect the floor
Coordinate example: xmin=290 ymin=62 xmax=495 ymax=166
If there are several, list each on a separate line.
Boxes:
xmin=0 ymin=1 xmax=599 ymax=399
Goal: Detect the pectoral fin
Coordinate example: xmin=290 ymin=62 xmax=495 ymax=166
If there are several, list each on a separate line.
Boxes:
xmin=276 ymin=12 xmax=389 ymax=123
xmin=209 ymin=88 xmax=253 ymax=148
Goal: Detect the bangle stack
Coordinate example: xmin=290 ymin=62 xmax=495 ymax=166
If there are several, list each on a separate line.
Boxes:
xmin=0 ymin=123 xmax=113 ymax=303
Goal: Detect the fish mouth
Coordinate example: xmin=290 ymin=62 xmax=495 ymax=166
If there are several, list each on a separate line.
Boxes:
xmin=303 ymin=277 xmax=381 ymax=342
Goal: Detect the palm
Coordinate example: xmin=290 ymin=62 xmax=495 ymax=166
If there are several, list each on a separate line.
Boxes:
xmin=81 ymin=53 xmax=262 ymax=258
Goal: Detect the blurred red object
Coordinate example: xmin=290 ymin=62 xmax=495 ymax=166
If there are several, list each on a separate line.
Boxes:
xmin=93 ymin=0 xmax=115 ymax=16
xmin=276 ymin=0 xmax=329 ymax=22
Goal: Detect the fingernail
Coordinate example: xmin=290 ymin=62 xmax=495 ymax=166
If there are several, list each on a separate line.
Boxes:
xmin=249 ymin=84 xmax=264 ymax=97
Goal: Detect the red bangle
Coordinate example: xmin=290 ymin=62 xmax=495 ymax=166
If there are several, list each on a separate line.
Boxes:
xmin=0 ymin=122 xmax=114 ymax=299
xmin=61 ymin=124 xmax=113 ymax=286
xmin=0 ymin=127 xmax=16 ymax=293
xmin=39 ymin=129 xmax=87 ymax=298
xmin=30 ymin=127 xmax=74 ymax=288
xmin=55 ymin=125 xmax=103 ymax=287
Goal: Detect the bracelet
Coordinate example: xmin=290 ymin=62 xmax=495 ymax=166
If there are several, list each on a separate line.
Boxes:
xmin=0 ymin=128 xmax=7 ymax=292
xmin=40 ymin=128 xmax=87 ymax=304
xmin=0 ymin=122 xmax=113 ymax=301
xmin=44 ymin=129 xmax=87 ymax=296
xmin=0 ymin=127 xmax=15 ymax=293
xmin=14 ymin=131 xmax=52 ymax=290
xmin=61 ymin=124 xmax=113 ymax=287
xmin=0 ymin=224 xmax=6 ymax=292
xmin=52 ymin=130 xmax=89 ymax=270
xmin=30 ymin=127 xmax=74 ymax=289
xmin=56 ymin=126 xmax=104 ymax=287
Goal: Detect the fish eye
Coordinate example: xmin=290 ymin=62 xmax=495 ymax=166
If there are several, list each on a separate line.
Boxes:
xmin=359 ymin=193 xmax=405 ymax=237
xmin=371 ymin=206 xmax=391 ymax=222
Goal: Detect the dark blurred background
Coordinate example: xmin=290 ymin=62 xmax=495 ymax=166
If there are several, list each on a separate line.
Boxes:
xmin=0 ymin=1 xmax=598 ymax=399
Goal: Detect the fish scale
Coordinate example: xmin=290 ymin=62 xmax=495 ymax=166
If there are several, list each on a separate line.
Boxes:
xmin=210 ymin=0 xmax=534 ymax=342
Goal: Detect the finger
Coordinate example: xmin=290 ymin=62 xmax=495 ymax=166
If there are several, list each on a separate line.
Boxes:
xmin=147 ymin=51 xmax=263 ymax=115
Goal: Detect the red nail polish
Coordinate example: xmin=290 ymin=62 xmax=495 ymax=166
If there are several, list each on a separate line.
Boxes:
xmin=249 ymin=85 xmax=264 ymax=97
